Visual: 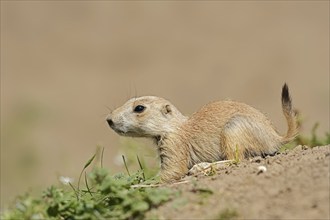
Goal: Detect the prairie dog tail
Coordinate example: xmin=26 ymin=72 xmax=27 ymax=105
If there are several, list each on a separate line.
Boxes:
xmin=281 ymin=83 xmax=299 ymax=143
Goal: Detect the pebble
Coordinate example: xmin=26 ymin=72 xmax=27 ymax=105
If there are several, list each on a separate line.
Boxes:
xmin=257 ymin=165 xmax=267 ymax=174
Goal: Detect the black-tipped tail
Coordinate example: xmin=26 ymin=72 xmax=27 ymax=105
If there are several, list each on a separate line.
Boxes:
xmin=281 ymin=83 xmax=298 ymax=142
xmin=281 ymin=83 xmax=292 ymax=111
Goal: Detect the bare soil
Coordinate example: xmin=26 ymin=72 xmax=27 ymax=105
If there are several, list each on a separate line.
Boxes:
xmin=147 ymin=145 xmax=330 ymax=220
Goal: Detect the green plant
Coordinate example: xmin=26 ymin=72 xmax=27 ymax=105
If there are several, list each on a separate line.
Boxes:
xmin=118 ymin=139 xmax=159 ymax=179
xmin=217 ymin=208 xmax=239 ymax=220
xmin=1 ymin=151 xmax=172 ymax=220
xmin=281 ymin=122 xmax=330 ymax=151
xmin=234 ymin=144 xmax=240 ymax=164
xmin=297 ymin=123 xmax=330 ymax=146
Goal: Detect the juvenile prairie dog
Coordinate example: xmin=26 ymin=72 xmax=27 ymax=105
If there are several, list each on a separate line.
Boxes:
xmin=106 ymin=84 xmax=298 ymax=182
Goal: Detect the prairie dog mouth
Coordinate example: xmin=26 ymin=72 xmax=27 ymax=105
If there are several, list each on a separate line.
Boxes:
xmin=107 ymin=122 xmax=126 ymax=135
xmin=112 ymin=127 xmax=127 ymax=136
xmin=106 ymin=121 xmax=136 ymax=137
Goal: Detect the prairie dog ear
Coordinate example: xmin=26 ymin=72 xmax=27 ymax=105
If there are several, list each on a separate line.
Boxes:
xmin=162 ymin=104 xmax=172 ymax=115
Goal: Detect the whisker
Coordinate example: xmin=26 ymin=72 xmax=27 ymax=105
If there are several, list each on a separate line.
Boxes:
xmin=104 ymin=105 xmax=113 ymax=112
xmin=127 ymin=84 xmax=131 ymax=100
xmin=99 ymin=113 xmax=109 ymax=118
xmin=134 ymin=83 xmax=138 ymax=99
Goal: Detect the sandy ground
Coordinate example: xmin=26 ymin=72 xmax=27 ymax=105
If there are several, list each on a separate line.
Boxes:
xmin=147 ymin=145 xmax=330 ymax=219
xmin=1 ymin=1 xmax=329 ymax=209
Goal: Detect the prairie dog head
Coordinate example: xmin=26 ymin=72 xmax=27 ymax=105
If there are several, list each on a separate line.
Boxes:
xmin=106 ymin=96 xmax=187 ymax=138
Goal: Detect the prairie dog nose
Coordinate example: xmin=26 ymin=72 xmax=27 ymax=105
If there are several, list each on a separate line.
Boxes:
xmin=106 ymin=118 xmax=114 ymax=127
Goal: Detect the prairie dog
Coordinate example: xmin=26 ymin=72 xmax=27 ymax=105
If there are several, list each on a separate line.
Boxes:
xmin=106 ymin=84 xmax=298 ymax=182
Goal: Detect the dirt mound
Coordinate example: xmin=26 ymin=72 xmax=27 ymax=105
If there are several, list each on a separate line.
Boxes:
xmin=147 ymin=145 xmax=330 ymax=219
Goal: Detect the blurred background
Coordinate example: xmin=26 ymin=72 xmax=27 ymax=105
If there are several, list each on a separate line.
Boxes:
xmin=1 ymin=1 xmax=329 ymax=209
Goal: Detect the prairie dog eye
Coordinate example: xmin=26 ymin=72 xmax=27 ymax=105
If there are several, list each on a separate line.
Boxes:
xmin=134 ymin=105 xmax=146 ymax=113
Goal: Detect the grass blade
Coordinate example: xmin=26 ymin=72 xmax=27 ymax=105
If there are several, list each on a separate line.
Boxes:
xmin=84 ymin=171 xmax=93 ymax=197
xmin=122 ymin=155 xmax=130 ymax=176
xmin=78 ymin=154 xmax=96 ymax=191
xmin=84 ymin=154 xmax=96 ymax=169
xmin=68 ymin=182 xmax=79 ymax=201
xmin=101 ymin=147 xmax=105 ymax=168
xmin=137 ymin=155 xmax=145 ymax=181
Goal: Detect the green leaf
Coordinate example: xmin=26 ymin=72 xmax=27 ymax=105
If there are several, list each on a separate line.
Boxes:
xmin=78 ymin=154 xmax=96 ymax=191
xmin=84 ymin=154 xmax=96 ymax=169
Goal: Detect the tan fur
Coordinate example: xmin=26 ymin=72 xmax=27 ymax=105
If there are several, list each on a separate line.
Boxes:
xmin=107 ymin=84 xmax=298 ymax=182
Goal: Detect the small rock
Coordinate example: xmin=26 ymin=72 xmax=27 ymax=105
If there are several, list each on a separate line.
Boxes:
xmin=302 ymin=145 xmax=309 ymax=150
xmin=295 ymin=145 xmax=303 ymax=151
xmin=257 ymin=165 xmax=267 ymax=175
